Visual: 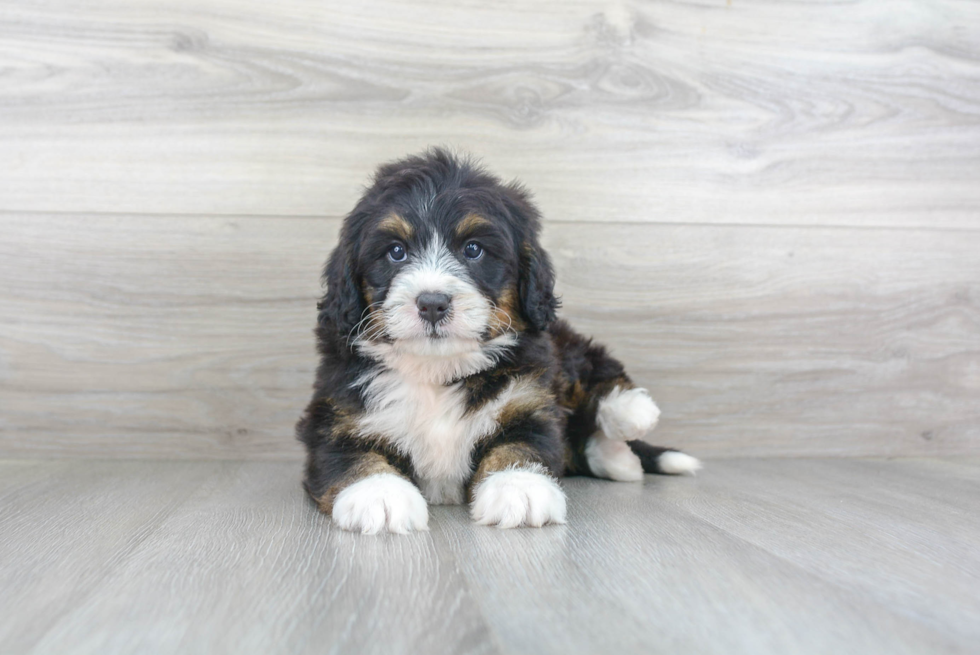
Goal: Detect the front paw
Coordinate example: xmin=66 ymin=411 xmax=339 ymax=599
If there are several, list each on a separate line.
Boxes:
xmin=332 ymin=473 xmax=429 ymax=534
xmin=470 ymin=465 xmax=567 ymax=529
xmin=596 ymin=386 xmax=661 ymax=441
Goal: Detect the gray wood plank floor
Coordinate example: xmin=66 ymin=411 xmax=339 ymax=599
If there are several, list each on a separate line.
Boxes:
xmin=2 ymin=458 xmax=977 ymax=655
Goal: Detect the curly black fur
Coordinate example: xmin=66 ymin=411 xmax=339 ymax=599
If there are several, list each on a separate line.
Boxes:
xmin=296 ymin=148 xmax=690 ymax=518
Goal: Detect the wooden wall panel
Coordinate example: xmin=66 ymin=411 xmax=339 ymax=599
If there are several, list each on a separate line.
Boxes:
xmin=2 ymin=0 xmax=978 ymax=459
xmin=2 ymin=214 xmax=977 ymax=459
xmin=1 ymin=0 xmax=978 ymax=226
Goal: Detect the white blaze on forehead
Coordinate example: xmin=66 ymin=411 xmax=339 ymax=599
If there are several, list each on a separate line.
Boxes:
xmin=402 ymin=234 xmax=468 ymax=293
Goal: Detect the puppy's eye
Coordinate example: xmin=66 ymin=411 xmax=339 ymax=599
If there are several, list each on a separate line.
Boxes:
xmin=387 ymin=243 xmax=407 ymax=263
xmin=463 ymin=241 xmax=484 ymax=261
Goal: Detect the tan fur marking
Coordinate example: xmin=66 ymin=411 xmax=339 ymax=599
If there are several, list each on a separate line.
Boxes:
xmin=496 ymin=384 xmax=550 ymax=427
xmin=560 ymin=380 xmax=587 ymax=410
xmin=468 ymin=442 xmax=540 ymax=503
xmin=314 ymin=451 xmax=405 ymax=514
xmin=327 ymin=406 xmax=361 ymax=438
xmin=557 ymin=375 xmax=632 ymax=413
xmin=455 ymin=213 xmax=491 ymax=237
xmin=490 ymin=286 xmax=526 ymax=336
xmin=361 ymin=280 xmax=375 ymax=306
xmin=377 ymin=213 xmax=414 ymax=240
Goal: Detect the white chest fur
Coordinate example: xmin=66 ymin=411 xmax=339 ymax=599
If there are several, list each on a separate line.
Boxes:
xmin=354 ymin=365 xmax=534 ymax=505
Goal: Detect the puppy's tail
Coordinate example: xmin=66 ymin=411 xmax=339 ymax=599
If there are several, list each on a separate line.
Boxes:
xmin=627 ymin=441 xmax=703 ymax=475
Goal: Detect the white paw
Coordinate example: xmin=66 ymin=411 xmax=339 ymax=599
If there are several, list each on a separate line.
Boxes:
xmin=332 ymin=473 xmax=429 ymax=534
xmin=585 ymin=433 xmax=644 ymax=481
xmin=658 ymin=451 xmax=703 ymax=475
xmin=596 ymin=386 xmax=661 ymax=441
xmin=470 ymin=465 xmax=567 ymax=529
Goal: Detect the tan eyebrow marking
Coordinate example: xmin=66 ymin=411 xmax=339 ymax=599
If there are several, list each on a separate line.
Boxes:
xmin=377 ymin=213 xmax=413 ymax=240
xmin=455 ymin=214 xmax=491 ymax=237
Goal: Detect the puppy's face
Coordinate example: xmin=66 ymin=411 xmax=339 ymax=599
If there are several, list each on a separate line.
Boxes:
xmin=356 ymin=212 xmax=518 ymax=349
xmin=319 ymin=150 xmax=558 ymax=359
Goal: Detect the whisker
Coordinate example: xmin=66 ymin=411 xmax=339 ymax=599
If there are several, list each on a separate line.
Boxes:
xmin=487 ymin=300 xmax=515 ymax=336
xmin=346 ymin=311 xmax=373 ymax=341
xmin=345 ymin=301 xmax=386 ymax=344
xmin=361 ymin=321 xmax=387 ymax=340
xmin=353 ymin=310 xmax=390 ymax=344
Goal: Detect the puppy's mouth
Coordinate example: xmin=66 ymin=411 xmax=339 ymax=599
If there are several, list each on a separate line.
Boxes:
xmin=422 ymin=316 xmax=454 ymax=339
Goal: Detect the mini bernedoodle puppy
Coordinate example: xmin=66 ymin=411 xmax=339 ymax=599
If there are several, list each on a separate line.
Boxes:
xmin=296 ymin=149 xmax=701 ymax=534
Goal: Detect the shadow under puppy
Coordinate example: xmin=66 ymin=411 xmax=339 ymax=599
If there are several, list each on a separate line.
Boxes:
xmin=296 ymin=149 xmax=701 ymax=534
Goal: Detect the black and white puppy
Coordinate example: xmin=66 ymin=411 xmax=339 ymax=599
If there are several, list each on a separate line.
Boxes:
xmin=296 ymin=149 xmax=701 ymax=534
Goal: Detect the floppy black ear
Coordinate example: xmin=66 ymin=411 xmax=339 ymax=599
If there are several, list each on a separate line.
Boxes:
xmin=317 ymin=238 xmax=364 ymax=341
xmin=518 ymin=238 xmax=560 ymax=332
xmin=502 ymin=183 xmax=560 ymax=332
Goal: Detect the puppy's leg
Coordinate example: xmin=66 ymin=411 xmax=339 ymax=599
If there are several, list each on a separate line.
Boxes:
xmin=584 ymin=432 xmax=644 ymax=482
xmin=592 ymin=385 xmax=701 ymax=477
xmin=592 ymin=384 xmax=701 ymax=476
xmin=468 ymin=413 xmax=567 ymax=529
xmin=298 ymin=396 xmax=427 ymax=534
xmin=303 ymin=438 xmax=427 ymax=534
xmin=550 ymin=319 xmax=701 ymax=479
xmin=469 ymin=444 xmax=567 ymax=529
xmin=595 ymin=385 xmax=661 ymax=442
xmin=331 ymin=468 xmax=429 ymax=535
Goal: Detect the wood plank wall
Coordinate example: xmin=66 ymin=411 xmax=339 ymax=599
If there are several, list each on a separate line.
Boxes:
xmin=1 ymin=0 xmax=978 ymax=459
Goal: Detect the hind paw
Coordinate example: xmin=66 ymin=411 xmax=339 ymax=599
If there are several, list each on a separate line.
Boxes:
xmin=585 ymin=434 xmax=644 ymax=481
xmin=596 ymin=387 xmax=660 ymax=441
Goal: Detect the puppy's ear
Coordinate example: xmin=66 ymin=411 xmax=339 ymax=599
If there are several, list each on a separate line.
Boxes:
xmin=318 ymin=235 xmax=364 ymax=342
xmin=518 ymin=239 xmax=559 ymax=332
xmin=505 ymin=185 xmax=560 ymax=332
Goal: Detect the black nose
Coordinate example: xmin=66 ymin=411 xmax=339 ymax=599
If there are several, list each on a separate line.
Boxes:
xmin=416 ymin=292 xmax=451 ymax=325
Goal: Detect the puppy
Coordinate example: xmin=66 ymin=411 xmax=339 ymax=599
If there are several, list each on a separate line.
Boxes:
xmin=296 ymin=149 xmax=701 ymax=534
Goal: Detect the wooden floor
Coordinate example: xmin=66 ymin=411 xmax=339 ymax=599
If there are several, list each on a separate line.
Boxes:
xmin=2 ymin=458 xmax=978 ymax=655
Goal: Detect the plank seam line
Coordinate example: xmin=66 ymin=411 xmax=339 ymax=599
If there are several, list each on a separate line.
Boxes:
xmin=428 ymin=518 xmax=510 ymax=655
xmin=2 ymin=210 xmax=980 ymax=234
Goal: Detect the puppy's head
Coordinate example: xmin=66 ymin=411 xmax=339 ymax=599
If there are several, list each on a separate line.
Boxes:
xmin=319 ymin=149 xmax=558 ymax=358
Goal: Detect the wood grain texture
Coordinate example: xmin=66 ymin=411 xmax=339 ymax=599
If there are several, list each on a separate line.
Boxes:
xmin=0 ymin=215 xmax=322 ymax=459
xmin=660 ymin=457 xmax=980 ymax=644
xmin=435 ymin=464 xmax=980 ymax=655
xmin=2 ymin=213 xmax=978 ymax=459
xmin=0 ymin=460 xmax=222 ymax=653
xmin=1 ymin=460 xmax=496 ymax=655
xmin=2 ymin=458 xmax=978 ymax=654
xmin=0 ymin=0 xmax=978 ymax=226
